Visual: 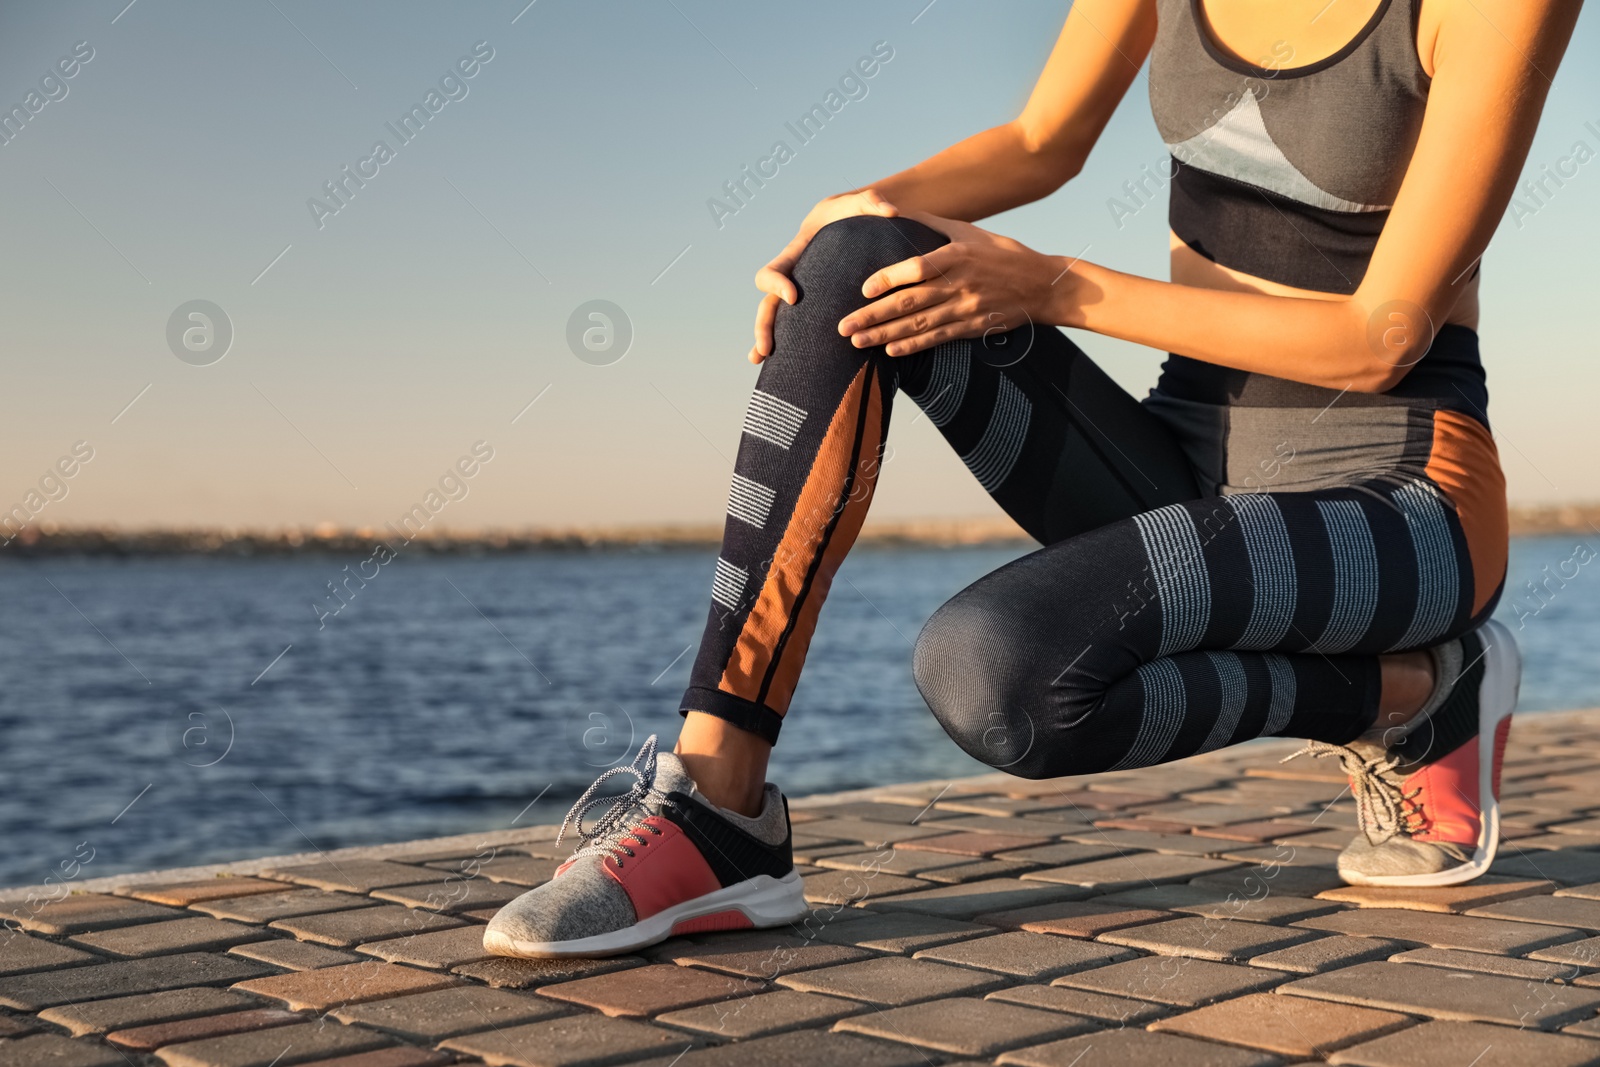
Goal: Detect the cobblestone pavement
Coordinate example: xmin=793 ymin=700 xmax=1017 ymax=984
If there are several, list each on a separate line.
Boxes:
xmin=7 ymin=710 xmax=1600 ymax=1066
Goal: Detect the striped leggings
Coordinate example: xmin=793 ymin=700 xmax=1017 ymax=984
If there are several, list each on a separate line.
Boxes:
xmin=680 ymin=216 xmax=1509 ymax=778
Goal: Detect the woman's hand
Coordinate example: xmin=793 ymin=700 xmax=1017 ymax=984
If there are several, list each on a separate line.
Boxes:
xmin=749 ymin=190 xmax=900 ymax=364
xmin=838 ymin=212 xmax=1068 ymax=358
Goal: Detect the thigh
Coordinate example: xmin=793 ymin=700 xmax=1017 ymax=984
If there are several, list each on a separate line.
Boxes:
xmin=896 ymin=327 xmax=1201 ymax=545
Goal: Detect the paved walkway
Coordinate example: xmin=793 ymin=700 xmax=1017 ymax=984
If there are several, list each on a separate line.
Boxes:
xmin=6 ymin=710 xmax=1600 ymax=1066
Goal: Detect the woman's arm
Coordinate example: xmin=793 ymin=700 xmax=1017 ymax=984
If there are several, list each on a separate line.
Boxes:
xmin=846 ymin=0 xmax=1581 ymax=393
xmin=864 ymin=0 xmax=1158 ymax=220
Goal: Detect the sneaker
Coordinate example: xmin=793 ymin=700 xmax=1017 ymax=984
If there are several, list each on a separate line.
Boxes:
xmin=483 ymin=735 xmax=808 ymax=958
xmin=1286 ymin=619 xmax=1521 ymax=887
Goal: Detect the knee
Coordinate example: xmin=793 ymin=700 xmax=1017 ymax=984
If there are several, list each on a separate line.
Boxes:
xmin=787 ymin=216 xmax=948 ymax=320
xmin=912 ymin=593 xmax=1066 ymax=780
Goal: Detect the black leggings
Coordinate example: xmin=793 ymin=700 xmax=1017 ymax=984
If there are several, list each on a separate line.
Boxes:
xmin=680 ymin=216 xmax=1508 ymax=778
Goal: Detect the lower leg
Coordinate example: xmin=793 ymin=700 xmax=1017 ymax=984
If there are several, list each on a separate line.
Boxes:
xmin=675 ymin=711 xmax=771 ymax=817
xmin=1374 ymin=650 xmax=1437 ymax=733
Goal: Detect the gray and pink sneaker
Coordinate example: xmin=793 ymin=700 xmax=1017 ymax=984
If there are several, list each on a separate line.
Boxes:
xmin=484 ymin=736 xmax=807 ymax=959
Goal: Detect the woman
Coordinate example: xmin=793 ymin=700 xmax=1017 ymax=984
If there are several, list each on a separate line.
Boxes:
xmin=485 ymin=0 xmax=1580 ymax=958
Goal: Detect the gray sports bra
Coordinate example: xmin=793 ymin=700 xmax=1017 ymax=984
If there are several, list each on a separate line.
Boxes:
xmin=1149 ymin=0 xmax=1431 ymax=294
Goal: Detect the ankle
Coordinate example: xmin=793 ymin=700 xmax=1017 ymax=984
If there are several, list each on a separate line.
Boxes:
xmin=1374 ymin=650 xmax=1438 ymax=734
xmin=675 ymin=711 xmax=771 ymax=818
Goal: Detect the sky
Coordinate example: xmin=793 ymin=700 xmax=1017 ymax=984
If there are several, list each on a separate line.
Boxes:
xmin=1 ymin=0 xmax=1596 ymax=533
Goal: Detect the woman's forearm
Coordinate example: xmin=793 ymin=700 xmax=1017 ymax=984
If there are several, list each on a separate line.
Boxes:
xmin=863 ymin=121 xmax=1079 ymax=224
xmin=1054 ymin=260 xmax=1412 ymax=394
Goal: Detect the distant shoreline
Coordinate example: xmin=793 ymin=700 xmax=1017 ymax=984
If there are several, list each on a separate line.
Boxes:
xmin=2 ymin=505 xmax=1596 ymax=557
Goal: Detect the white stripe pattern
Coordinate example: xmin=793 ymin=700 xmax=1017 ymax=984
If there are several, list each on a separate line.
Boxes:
xmin=1134 ymin=504 xmax=1212 ymax=657
xmin=904 ymin=340 xmax=969 ymax=427
xmin=1111 ymin=658 xmax=1187 ymax=770
xmin=960 ymin=375 xmax=1031 ymax=492
xmin=1228 ymin=494 xmax=1296 ymax=649
xmin=1261 ymin=654 xmax=1297 ymax=735
xmin=1390 ymin=480 xmax=1459 ymax=649
xmin=1311 ymin=499 xmax=1380 ymax=653
xmin=742 ymin=390 xmax=808 ymax=450
xmin=1198 ymin=652 xmax=1249 ymax=753
xmin=710 ymin=557 xmax=748 ymax=612
xmin=726 ymin=473 xmax=776 ymax=530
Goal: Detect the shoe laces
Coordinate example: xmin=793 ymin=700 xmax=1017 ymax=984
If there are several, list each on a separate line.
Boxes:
xmin=1282 ymin=741 xmax=1427 ymax=845
xmin=556 ymin=734 xmax=670 ymax=865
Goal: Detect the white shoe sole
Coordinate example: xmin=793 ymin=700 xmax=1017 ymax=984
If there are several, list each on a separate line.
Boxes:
xmin=1342 ymin=619 xmax=1521 ymax=888
xmin=481 ymin=870 xmax=809 ymax=959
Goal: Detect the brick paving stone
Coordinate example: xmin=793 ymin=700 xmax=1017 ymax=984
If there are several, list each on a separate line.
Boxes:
xmin=987 ymin=842 xmax=1124 ymax=867
xmin=452 ymin=954 xmax=643 ymax=990
xmin=1388 ymin=946 xmax=1576 ymax=980
xmin=270 ymin=904 xmax=465 ymax=947
xmin=933 ymin=796 xmax=1089 ymax=818
xmin=371 ymin=877 xmax=525 ymax=912
xmin=1063 ymin=828 xmax=1233 ymax=857
xmin=1292 ymin=907 xmax=1584 ymax=953
xmin=914 ymin=930 xmax=1135 ymax=978
xmin=786 ymin=818 xmax=951 ymax=846
xmin=70 ymin=916 xmax=270 ymax=957
xmin=1191 ymin=819 xmax=1323 ymax=843
xmin=156 ymin=1019 xmax=394 ymax=1067
xmin=0 ymin=931 xmax=98 ymax=974
xmin=293 ymin=1051 xmax=452 ymax=1067
xmin=1529 ymin=935 xmax=1600 ymax=969
xmin=1023 ymin=853 xmax=1242 ymax=890
xmin=1053 ymin=956 xmax=1284 ymax=1006
xmin=974 ymin=899 xmax=1172 ymax=938
xmin=799 ymin=801 xmax=966 ymax=825
xmin=38 ymin=987 xmax=259 ymax=1036
xmin=806 ymin=911 xmax=991 ymax=954
xmin=440 ymin=1012 xmax=699 ymax=1066
xmin=791 ymin=841 xmax=871 ymax=864
xmin=423 ymin=855 xmax=562 ymax=888
xmin=230 ymin=940 xmax=363 ymax=971
xmin=1093 ymin=816 xmax=1202 ymax=834
xmin=356 ymin=924 xmax=494 ymax=970
xmin=260 ymin=860 xmax=441 ymax=893
xmin=813 ymin=849 xmax=971 ymax=876
xmin=1279 ymin=959 xmax=1600 ymax=1029
xmin=0 ymin=892 xmax=183 ymax=934
xmin=657 ymin=931 xmax=871 ymax=978
xmin=0 ymin=951 xmax=271 ymax=1011
xmin=1220 ymin=844 xmax=1343 ymax=871
xmin=655 ymin=989 xmax=863 ymax=1039
xmin=898 ymin=831 xmax=1054 ymax=857
xmin=1493 ymin=849 xmax=1600 ymax=886
xmin=913 ymin=859 xmax=1044 ymax=884
xmin=865 ymin=877 xmax=1090 ymax=919
xmin=1557 ymin=881 xmax=1600 ymax=901
xmin=122 ymin=878 xmax=291 ymax=907
xmin=1316 ymin=877 xmax=1555 ymax=913
xmin=800 ymin=870 xmax=927 ymax=906
xmin=996 ymin=1028 xmax=1280 ymax=1067
xmin=194 ymin=889 xmax=380 ymax=924
xmin=332 ymin=984 xmax=567 ymax=1041
xmin=672 ymin=1029 xmax=926 ymax=1067
xmin=933 ymin=813 xmax=1095 ymax=836
xmin=539 ymin=963 xmax=754 ymax=1018
xmin=106 ymin=1008 xmax=303 ymax=1052
xmin=235 ymin=960 xmax=459 ymax=1012
xmin=1247 ymin=935 xmax=1410 ymax=975
xmin=1327 ymin=1019 xmax=1600 ymax=1067
xmin=1097 ymin=884 xmax=1341 ymax=924
xmin=1048 ymin=788 xmax=1172 ymax=810
xmin=0 ymin=1033 xmax=125 ymax=1067
xmin=986 ymin=985 xmax=1171 ymax=1025
xmin=834 ymin=995 xmax=1094 ymax=1056
xmin=1144 ymin=802 xmax=1302 ymax=825
xmin=1471 ymin=894 xmax=1600 ymax=930
xmin=1099 ymin=916 xmax=1320 ymax=962
xmin=1193 ymin=864 xmax=1348 ymax=898
xmin=1153 ymin=993 xmax=1413 ymax=1058
xmin=776 ymin=955 xmax=1010 ymax=1005
xmin=0 ymin=1013 xmax=40 ymax=1038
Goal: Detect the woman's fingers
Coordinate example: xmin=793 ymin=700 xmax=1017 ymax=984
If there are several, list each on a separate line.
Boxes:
xmin=840 ymin=283 xmax=950 ymax=338
xmin=846 ymin=292 xmax=970 ymax=350
xmin=752 ymin=293 xmax=781 ymax=362
xmin=883 ymin=319 xmax=986 ymax=357
xmin=862 ymin=248 xmax=949 ymax=299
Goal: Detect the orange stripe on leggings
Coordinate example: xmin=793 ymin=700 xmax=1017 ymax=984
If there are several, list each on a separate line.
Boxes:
xmin=1424 ymin=408 xmax=1508 ymax=616
xmin=717 ymin=365 xmax=883 ymax=716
